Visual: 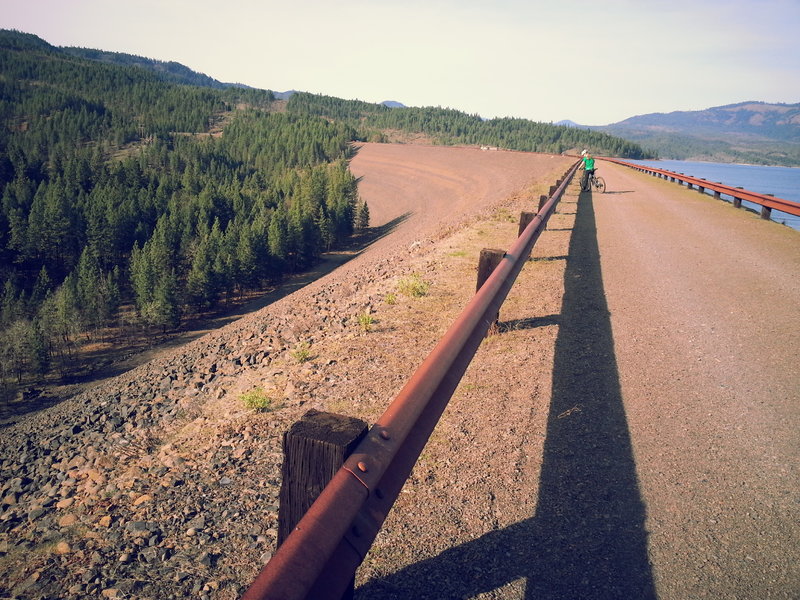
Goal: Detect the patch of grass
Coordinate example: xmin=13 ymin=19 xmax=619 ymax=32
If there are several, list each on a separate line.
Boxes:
xmin=446 ymin=250 xmax=467 ymax=258
xmin=290 ymin=341 xmax=312 ymax=363
xmin=385 ymin=292 xmax=397 ymax=305
xmin=397 ymin=273 xmax=429 ymax=298
xmin=240 ymin=387 xmax=273 ymax=412
xmin=493 ymin=208 xmax=516 ymax=223
xmin=357 ymin=311 xmax=374 ymax=333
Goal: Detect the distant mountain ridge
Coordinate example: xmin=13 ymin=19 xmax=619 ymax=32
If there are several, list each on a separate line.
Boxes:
xmin=610 ymin=102 xmax=800 ymax=141
xmin=60 ymin=46 xmax=253 ymax=90
xmin=598 ymin=102 xmax=800 ymax=166
xmin=4 ymin=29 xmax=793 ymax=165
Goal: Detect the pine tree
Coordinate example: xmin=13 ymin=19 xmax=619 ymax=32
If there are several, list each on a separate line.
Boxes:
xmin=355 ymin=199 xmax=370 ymax=230
xmin=149 ymin=269 xmax=180 ymax=332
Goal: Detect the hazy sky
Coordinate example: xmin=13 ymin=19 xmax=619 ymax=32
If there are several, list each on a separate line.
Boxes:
xmin=2 ymin=0 xmax=799 ymax=125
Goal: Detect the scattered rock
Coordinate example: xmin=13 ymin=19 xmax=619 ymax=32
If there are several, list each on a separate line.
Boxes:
xmin=97 ymin=515 xmax=112 ymax=528
xmin=54 ymin=541 xmax=71 ymax=554
xmin=58 ymin=513 xmax=78 ymax=527
xmin=56 ymin=497 xmax=75 ymax=509
xmin=132 ymin=494 xmax=153 ymax=506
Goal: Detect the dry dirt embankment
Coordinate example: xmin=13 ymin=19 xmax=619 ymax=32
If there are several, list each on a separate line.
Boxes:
xmin=0 ymin=144 xmax=573 ymax=599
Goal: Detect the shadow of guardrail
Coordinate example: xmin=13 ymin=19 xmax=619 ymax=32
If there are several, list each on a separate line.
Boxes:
xmin=356 ymin=189 xmax=656 ymax=599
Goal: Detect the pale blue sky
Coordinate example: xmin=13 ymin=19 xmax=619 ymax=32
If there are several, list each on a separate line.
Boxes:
xmin=2 ymin=0 xmax=798 ymax=125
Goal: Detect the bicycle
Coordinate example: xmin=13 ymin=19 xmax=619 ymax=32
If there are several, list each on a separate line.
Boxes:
xmin=581 ymin=169 xmax=606 ymax=193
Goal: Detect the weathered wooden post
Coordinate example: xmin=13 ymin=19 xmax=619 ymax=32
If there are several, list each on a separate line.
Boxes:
xmin=538 ymin=194 xmax=548 ymax=212
xmin=518 ymin=211 xmax=536 ymax=237
xmin=476 ymin=249 xmax=506 ymax=292
xmin=733 ymin=187 xmax=744 ymax=209
xmin=278 ymin=410 xmax=368 ymax=545
xmin=277 ymin=409 xmax=368 ymax=598
xmin=476 ymin=249 xmax=505 ymax=330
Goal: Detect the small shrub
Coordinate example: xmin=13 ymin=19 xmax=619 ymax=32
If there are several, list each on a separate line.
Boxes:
xmin=291 ymin=341 xmax=312 ymax=363
xmin=357 ymin=311 xmax=374 ymax=333
xmin=241 ymin=387 xmax=273 ymax=412
xmin=385 ymin=293 xmax=397 ymax=305
xmin=397 ymin=273 xmax=429 ymax=298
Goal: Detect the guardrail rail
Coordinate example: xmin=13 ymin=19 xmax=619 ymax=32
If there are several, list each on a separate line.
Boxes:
xmin=241 ymin=160 xmax=582 ymax=600
xmin=603 ymin=158 xmax=800 ymax=221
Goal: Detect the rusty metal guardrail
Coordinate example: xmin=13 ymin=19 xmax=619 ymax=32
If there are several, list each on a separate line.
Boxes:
xmin=242 ymin=160 xmax=582 ymax=600
xmin=603 ymin=157 xmax=800 ymax=218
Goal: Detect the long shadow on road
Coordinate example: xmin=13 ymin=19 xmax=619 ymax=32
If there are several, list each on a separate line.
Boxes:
xmin=356 ymin=191 xmax=656 ymax=599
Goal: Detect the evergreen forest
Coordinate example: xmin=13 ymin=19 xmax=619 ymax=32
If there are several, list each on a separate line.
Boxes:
xmin=0 ymin=29 xmax=650 ymax=396
xmin=287 ymin=93 xmax=655 ymax=158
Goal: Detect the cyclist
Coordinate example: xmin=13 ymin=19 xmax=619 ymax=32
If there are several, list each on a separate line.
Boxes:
xmin=580 ymin=149 xmax=596 ymax=191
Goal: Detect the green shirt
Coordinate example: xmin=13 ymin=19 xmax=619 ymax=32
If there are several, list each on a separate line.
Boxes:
xmin=583 ymin=156 xmax=595 ymax=170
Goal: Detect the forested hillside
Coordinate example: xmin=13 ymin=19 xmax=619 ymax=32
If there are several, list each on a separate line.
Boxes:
xmin=0 ymin=28 xmax=649 ymax=398
xmin=287 ymin=92 xmax=654 ymax=158
xmin=61 ymin=47 xmax=239 ymax=89
xmin=0 ymin=30 xmax=364 ymax=394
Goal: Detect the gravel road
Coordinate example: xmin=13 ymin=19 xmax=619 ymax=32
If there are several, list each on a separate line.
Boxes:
xmin=592 ymin=162 xmax=799 ymax=599
xmin=354 ymin=156 xmax=800 ymax=599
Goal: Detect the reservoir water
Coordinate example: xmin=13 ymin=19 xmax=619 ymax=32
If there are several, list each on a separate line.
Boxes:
xmin=628 ymin=159 xmax=800 ymax=231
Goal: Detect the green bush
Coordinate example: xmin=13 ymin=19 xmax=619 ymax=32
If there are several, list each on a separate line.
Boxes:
xmin=241 ymin=387 xmax=273 ymax=411
xmin=290 ymin=342 xmax=312 ymax=363
xmin=357 ymin=311 xmax=374 ymax=333
xmin=397 ymin=273 xmax=429 ymax=298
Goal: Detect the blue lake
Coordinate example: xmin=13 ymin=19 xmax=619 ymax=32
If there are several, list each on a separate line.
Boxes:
xmin=627 ymin=159 xmax=800 ymax=231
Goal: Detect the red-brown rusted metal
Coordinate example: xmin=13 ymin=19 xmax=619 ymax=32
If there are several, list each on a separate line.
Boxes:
xmin=604 ymin=158 xmax=800 ymax=217
xmin=241 ymin=161 xmax=582 ymax=600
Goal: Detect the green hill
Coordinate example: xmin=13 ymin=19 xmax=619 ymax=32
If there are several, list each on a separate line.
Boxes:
xmin=0 ymin=27 xmax=650 ymax=394
xmin=286 ymin=92 xmax=654 ymax=159
xmin=0 ymin=29 xmax=360 ymax=390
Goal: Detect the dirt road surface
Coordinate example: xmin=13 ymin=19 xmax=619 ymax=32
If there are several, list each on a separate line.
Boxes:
xmin=354 ymin=154 xmax=799 ymax=599
xmin=591 ymin=162 xmax=799 ymax=599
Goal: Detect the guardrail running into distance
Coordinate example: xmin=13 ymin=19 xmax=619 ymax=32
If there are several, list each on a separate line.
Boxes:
xmin=242 ymin=160 xmax=582 ymax=600
xmin=604 ymin=157 xmax=800 ymax=221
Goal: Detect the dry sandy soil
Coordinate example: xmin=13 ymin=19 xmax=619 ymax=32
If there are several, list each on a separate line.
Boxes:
xmin=1 ymin=144 xmax=797 ymax=600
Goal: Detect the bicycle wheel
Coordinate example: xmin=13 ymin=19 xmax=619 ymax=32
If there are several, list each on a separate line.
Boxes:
xmin=594 ymin=177 xmax=606 ymax=193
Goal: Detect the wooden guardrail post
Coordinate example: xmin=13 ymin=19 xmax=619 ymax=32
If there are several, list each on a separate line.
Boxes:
xmin=476 ymin=249 xmax=506 ymax=292
xmin=278 ymin=409 xmax=368 ymax=545
xmin=538 ymin=194 xmax=548 ymax=212
xmin=518 ymin=211 xmax=536 ymax=237
xmin=733 ymin=187 xmax=743 ymax=209
xmin=476 ymin=249 xmax=505 ymax=328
